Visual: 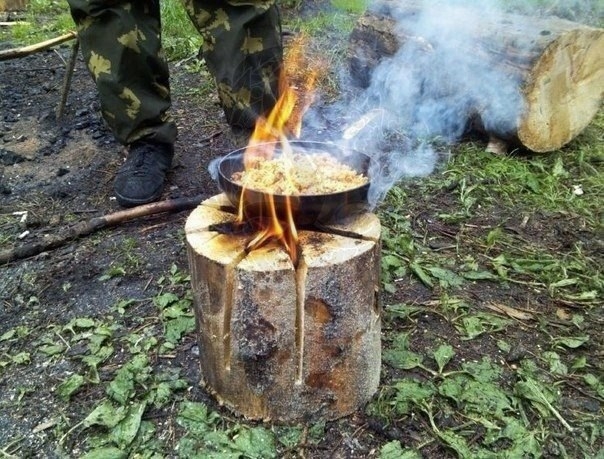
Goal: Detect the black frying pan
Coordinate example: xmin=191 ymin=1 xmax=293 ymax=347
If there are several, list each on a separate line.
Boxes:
xmin=217 ymin=141 xmax=373 ymax=225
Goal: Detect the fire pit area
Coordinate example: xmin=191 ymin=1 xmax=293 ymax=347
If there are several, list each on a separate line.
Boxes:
xmin=185 ymin=193 xmax=381 ymax=422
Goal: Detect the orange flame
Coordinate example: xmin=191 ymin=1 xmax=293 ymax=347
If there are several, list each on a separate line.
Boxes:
xmin=237 ymin=36 xmax=321 ymax=264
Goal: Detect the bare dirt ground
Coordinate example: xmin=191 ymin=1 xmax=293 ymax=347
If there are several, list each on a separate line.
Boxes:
xmin=1 ymin=18 xmax=603 ymax=458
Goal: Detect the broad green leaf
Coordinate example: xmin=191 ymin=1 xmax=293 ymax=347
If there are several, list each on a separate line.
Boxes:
xmin=542 ymin=351 xmax=568 ymax=376
xmin=233 ymin=427 xmax=276 ymax=458
xmin=570 ymin=355 xmax=587 ymax=370
xmin=379 ymin=440 xmax=421 ymax=459
xmin=177 ymin=401 xmax=220 ymax=435
xmin=107 ymin=370 xmax=135 ymax=405
xmin=392 ymin=379 xmax=435 ymax=415
xmin=0 ymin=328 xmax=16 ymax=342
xmin=72 ymin=318 xmax=96 ymax=329
xmin=383 ymin=349 xmax=423 ymax=370
xmin=583 ymin=374 xmax=604 ymax=398
xmin=154 ymin=292 xmax=180 ymax=309
xmin=38 ymin=343 xmax=65 ymax=356
xmin=456 ymin=313 xmax=511 ymax=340
xmin=439 ymin=375 xmax=513 ymax=418
xmin=437 ymin=429 xmax=473 ymax=457
xmin=110 ymin=401 xmax=147 ymax=448
xmin=514 ymin=377 xmax=558 ymax=419
xmin=383 ymin=333 xmax=423 ymax=370
xmin=164 ymin=316 xmax=196 ymax=344
xmin=11 ymin=352 xmax=30 ymax=365
xmin=57 ymin=374 xmax=85 ymax=400
xmin=552 ymin=335 xmax=589 ymax=349
xmin=549 ymin=278 xmax=578 ymax=289
xmin=497 ymin=340 xmax=511 ymax=353
xmin=552 ymin=157 xmax=567 ymax=177
xmin=432 ymin=343 xmax=455 ymax=373
xmin=462 ymin=270 xmax=498 ymax=281
xmin=410 ymin=262 xmax=433 ymax=287
xmin=428 ymin=267 xmax=465 ymax=288
xmin=462 ymin=357 xmax=502 ymax=383
xmin=83 ymin=400 xmax=127 ymax=429
xmin=81 ymin=447 xmax=127 ymax=459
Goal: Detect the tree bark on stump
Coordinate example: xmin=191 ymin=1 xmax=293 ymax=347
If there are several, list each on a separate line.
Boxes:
xmin=349 ymin=0 xmax=604 ymax=152
xmin=185 ymin=194 xmax=382 ymax=422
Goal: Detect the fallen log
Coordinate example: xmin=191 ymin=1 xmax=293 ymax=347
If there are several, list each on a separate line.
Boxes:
xmin=348 ymin=0 xmax=604 ymax=152
xmin=0 ymin=195 xmax=204 ymax=264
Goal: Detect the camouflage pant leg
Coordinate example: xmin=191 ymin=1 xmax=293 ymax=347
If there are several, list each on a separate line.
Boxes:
xmin=67 ymin=0 xmax=176 ymax=145
xmin=183 ymin=0 xmax=282 ymax=128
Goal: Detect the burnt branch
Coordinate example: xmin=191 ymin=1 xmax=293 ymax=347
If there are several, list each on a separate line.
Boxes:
xmin=0 ymin=195 xmax=204 ymax=264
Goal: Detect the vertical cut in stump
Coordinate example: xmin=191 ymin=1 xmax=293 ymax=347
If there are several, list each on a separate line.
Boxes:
xmin=186 ymin=194 xmax=382 ymax=422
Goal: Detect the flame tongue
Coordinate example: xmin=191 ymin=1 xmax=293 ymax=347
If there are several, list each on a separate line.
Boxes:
xmin=237 ymin=35 xmax=321 ymax=264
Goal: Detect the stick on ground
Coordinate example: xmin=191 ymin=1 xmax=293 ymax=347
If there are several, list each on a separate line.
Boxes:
xmin=0 ymin=195 xmax=204 ymax=264
xmin=0 ymin=31 xmax=77 ymax=61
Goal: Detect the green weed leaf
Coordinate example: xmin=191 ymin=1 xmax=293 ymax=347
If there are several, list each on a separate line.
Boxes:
xmin=427 ymin=267 xmax=464 ymax=289
xmin=582 ymin=374 xmax=604 ymax=398
xmin=542 ymin=351 xmax=568 ymax=376
xmin=462 ymin=270 xmax=498 ymax=281
xmin=110 ymin=401 xmax=147 ymax=448
xmin=164 ymin=316 xmax=196 ymax=344
xmin=514 ymin=377 xmax=558 ymax=419
xmin=383 ymin=333 xmax=423 ymax=370
xmin=456 ymin=313 xmax=511 ymax=340
xmin=432 ymin=344 xmax=455 ymax=373
xmin=392 ymin=379 xmax=435 ymax=415
xmin=386 ymin=303 xmax=423 ymax=320
xmin=410 ymin=262 xmax=433 ymax=287
xmin=83 ymin=400 xmax=127 ymax=429
xmin=552 ymin=335 xmax=589 ymax=349
xmin=80 ymin=447 xmax=127 ymax=459
xmin=233 ymin=427 xmax=276 ymax=458
xmin=57 ymin=374 xmax=85 ymax=400
xmin=154 ymin=292 xmax=179 ymax=309
xmin=379 ymin=440 xmax=421 ymax=459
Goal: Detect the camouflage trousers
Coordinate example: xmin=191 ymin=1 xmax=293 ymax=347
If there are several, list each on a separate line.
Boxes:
xmin=66 ymin=0 xmax=281 ymax=145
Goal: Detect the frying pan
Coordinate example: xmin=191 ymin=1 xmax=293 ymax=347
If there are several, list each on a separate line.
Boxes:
xmin=217 ymin=141 xmax=373 ymax=225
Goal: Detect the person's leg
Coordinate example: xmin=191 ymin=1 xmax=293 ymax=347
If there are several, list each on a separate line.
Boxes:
xmin=67 ymin=0 xmax=176 ymax=206
xmin=67 ymin=0 xmax=176 ymax=145
xmin=183 ymin=0 xmax=282 ymax=128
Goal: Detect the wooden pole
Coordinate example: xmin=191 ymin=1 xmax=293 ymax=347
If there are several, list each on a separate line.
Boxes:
xmin=0 ymin=31 xmax=77 ymax=61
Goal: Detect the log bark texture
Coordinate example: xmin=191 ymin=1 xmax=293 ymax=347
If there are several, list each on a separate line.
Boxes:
xmin=186 ymin=194 xmax=382 ymax=422
xmin=349 ymin=0 xmax=604 ymax=152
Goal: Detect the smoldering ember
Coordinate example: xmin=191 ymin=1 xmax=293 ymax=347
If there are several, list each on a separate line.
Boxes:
xmin=0 ymin=1 xmax=603 ymax=458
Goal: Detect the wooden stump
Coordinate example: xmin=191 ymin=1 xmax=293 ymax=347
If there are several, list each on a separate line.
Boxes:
xmin=185 ymin=194 xmax=382 ymax=422
xmin=348 ymin=0 xmax=604 ymax=152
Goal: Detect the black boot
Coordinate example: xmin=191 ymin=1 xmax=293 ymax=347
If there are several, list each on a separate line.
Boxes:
xmin=113 ymin=140 xmax=174 ymax=207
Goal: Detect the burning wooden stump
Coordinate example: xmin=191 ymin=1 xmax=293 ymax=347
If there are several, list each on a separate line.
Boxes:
xmin=348 ymin=0 xmax=604 ymax=152
xmin=185 ymin=194 xmax=381 ymax=422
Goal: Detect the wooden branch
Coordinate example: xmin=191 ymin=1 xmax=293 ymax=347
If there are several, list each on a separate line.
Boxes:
xmin=0 ymin=21 xmax=29 ymax=26
xmin=0 ymin=195 xmax=204 ymax=264
xmin=56 ymin=38 xmax=80 ymax=120
xmin=0 ymin=31 xmax=77 ymax=61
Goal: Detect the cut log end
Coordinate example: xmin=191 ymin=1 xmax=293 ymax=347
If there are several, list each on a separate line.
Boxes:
xmin=519 ymin=29 xmax=604 ymax=152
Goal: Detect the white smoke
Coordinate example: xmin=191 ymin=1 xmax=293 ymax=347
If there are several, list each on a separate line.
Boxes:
xmin=311 ymin=0 xmax=601 ymax=207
